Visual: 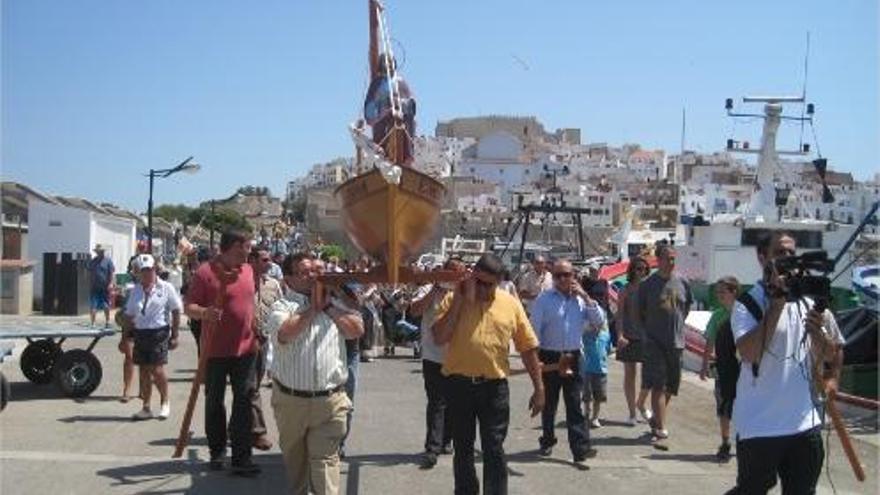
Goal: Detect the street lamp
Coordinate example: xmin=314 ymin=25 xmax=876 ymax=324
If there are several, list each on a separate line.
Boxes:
xmin=146 ymin=156 xmax=201 ymax=253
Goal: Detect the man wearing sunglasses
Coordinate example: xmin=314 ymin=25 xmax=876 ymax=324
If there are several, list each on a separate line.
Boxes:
xmin=266 ymin=252 xmax=364 ymax=494
xmin=433 ymin=253 xmax=544 ymax=495
xmin=248 ymin=248 xmax=284 ymax=451
xmin=529 ymin=259 xmax=605 ymax=464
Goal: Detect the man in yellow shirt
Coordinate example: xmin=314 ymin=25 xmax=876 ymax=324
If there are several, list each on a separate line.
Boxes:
xmin=433 ymin=253 xmax=544 ymax=495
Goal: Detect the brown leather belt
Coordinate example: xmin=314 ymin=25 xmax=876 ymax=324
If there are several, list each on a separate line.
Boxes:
xmin=273 ymin=379 xmax=344 ymax=398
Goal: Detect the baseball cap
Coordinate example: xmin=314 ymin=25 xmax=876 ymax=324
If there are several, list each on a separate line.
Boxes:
xmin=136 ymin=254 xmax=156 ymax=271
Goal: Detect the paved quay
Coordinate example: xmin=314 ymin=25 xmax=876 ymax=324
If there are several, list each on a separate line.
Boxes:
xmin=0 ymin=314 xmax=877 ymax=494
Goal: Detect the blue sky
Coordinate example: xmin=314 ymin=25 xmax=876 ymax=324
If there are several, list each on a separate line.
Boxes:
xmin=3 ymin=0 xmax=877 ymax=212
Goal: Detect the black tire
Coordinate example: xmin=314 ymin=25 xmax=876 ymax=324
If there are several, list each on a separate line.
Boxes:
xmin=0 ymin=372 xmax=9 ymax=411
xmin=20 ymin=339 xmax=62 ymax=385
xmin=54 ymin=349 xmax=102 ymax=398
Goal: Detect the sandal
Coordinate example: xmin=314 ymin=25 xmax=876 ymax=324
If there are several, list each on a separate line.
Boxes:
xmin=651 ymin=429 xmax=670 ymax=451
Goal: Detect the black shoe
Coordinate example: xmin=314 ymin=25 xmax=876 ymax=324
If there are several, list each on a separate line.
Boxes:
xmin=209 ymin=456 xmax=224 ymax=471
xmin=440 ymin=444 xmax=453 ymax=455
xmin=538 ymin=436 xmax=556 ymax=457
xmin=716 ymin=442 xmax=731 ymax=462
xmin=419 ymin=452 xmax=438 ymax=469
xmin=230 ymin=460 xmax=261 ymax=477
xmin=577 ymin=447 xmax=598 ymax=460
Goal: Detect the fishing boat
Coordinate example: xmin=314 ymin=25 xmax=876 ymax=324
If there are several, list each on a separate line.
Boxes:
xmin=853 ymin=265 xmax=879 ymax=309
xmin=331 ymin=0 xmax=447 ymax=284
xmin=676 ymin=96 xmax=869 ymax=308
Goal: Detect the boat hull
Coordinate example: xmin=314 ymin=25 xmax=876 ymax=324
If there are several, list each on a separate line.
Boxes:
xmin=335 ymin=167 xmax=445 ymax=267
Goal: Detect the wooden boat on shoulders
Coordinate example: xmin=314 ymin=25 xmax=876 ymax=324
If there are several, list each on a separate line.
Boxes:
xmin=335 ymin=158 xmax=445 ymax=283
xmin=322 ymin=0 xmax=457 ymax=285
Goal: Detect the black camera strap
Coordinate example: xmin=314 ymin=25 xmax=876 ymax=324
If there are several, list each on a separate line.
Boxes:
xmin=737 ymin=290 xmax=764 ymax=379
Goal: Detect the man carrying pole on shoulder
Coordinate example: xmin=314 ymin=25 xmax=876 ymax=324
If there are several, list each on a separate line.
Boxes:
xmin=433 ymin=253 xmax=544 ymax=495
xmin=266 ymin=252 xmax=364 ymax=495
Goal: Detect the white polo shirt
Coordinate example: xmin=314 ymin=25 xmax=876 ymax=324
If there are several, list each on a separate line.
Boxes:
xmin=731 ymin=283 xmax=844 ymax=440
xmin=124 ymin=279 xmax=183 ymax=330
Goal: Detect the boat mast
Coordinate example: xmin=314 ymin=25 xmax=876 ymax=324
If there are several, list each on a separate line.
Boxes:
xmin=725 ymin=95 xmax=813 ymax=220
xmin=369 ymin=0 xmax=380 ymax=80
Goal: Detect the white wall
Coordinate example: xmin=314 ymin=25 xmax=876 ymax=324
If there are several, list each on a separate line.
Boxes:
xmin=29 ymin=202 xmax=92 ymax=300
xmin=28 ymin=201 xmax=135 ymax=306
xmin=92 ymin=215 xmax=136 ymax=277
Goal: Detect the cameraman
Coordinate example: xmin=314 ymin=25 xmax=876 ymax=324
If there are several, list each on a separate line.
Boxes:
xmin=729 ymin=232 xmax=844 ymax=494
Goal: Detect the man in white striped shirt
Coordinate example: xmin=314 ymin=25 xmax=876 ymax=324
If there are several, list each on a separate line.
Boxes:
xmin=265 ymin=252 xmax=364 ymax=495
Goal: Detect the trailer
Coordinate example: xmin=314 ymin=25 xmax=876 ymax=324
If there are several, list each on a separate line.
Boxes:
xmin=0 ymin=316 xmax=115 ymax=398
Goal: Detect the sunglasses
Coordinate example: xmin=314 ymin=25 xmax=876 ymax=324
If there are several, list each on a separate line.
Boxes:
xmin=553 ymin=272 xmax=574 ymax=279
xmin=259 ymin=258 xmax=271 ymax=263
xmin=474 ymin=278 xmax=496 ymax=288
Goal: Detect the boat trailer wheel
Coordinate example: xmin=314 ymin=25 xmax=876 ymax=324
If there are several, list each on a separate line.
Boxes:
xmin=54 ymin=349 xmax=102 ymax=398
xmin=20 ymin=339 xmax=62 ymax=385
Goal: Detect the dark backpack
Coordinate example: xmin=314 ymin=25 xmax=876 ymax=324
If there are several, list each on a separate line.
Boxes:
xmin=714 ymin=291 xmax=764 ymax=402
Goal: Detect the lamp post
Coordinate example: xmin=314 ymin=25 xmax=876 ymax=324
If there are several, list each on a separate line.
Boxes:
xmin=147 ymin=156 xmax=201 ymax=253
xmin=209 ymin=200 xmax=215 ymax=250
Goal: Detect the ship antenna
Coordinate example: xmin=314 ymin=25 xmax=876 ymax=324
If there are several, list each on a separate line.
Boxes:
xmin=798 ymin=32 xmax=810 ymax=152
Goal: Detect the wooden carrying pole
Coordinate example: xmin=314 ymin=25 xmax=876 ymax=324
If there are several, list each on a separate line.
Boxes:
xmin=172 ymin=326 xmax=209 ymax=458
xmin=173 ymin=263 xmax=231 ymax=458
xmin=826 ymin=389 xmax=866 ymax=482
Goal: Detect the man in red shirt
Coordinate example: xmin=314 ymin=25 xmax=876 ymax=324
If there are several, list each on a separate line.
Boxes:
xmin=185 ymin=230 xmax=260 ymax=476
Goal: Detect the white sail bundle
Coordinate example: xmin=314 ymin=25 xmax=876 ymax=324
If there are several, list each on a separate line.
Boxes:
xmin=349 ymin=124 xmax=402 ymax=185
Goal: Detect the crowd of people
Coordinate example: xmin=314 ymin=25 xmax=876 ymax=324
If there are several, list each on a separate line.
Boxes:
xmin=95 ymin=228 xmax=844 ymax=495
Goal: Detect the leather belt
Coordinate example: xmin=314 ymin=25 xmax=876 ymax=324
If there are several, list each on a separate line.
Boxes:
xmin=447 ymin=374 xmax=505 ymax=385
xmin=274 ymin=379 xmax=344 ymax=398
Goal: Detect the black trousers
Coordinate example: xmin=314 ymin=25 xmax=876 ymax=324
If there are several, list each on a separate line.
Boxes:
xmin=423 ymin=360 xmax=453 ymax=454
xmin=250 ymin=344 xmax=267 ymax=437
xmin=190 ymin=320 xmax=202 ymax=356
xmin=205 ymin=353 xmax=257 ymax=464
xmin=538 ymin=349 xmax=590 ymax=457
xmin=732 ymin=427 xmax=824 ymax=495
xmin=446 ymin=376 xmax=509 ymax=495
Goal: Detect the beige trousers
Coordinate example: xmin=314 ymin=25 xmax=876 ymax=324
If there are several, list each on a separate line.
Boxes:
xmin=271 ymin=388 xmax=351 ymax=495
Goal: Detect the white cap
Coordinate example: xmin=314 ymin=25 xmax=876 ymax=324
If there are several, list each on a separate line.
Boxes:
xmin=136 ymin=254 xmax=156 ymax=270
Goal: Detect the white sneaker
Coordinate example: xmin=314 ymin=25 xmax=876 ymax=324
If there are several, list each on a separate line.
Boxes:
xmin=132 ymin=408 xmax=153 ymax=420
xmin=157 ymin=403 xmax=170 ymax=420
xmin=590 ymin=418 xmax=602 ymax=429
xmin=626 ymin=415 xmax=638 ymax=427
xmin=639 ymin=407 xmax=653 ymax=423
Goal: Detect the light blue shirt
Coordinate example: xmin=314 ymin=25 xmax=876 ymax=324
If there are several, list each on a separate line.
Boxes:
xmin=530 ymin=288 xmax=606 ymax=351
xmin=582 ymin=330 xmax=612 ymax=375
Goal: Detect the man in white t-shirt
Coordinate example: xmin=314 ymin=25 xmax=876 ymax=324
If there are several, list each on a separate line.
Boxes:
xmin=516 ymin=256 xmax=553 ymax=313
xmin=409 ymin=257 xmax=467 ymax=469
xmin=729 ymin=232 xmax=844 ymax=494
xmin=123 ymin=254 xmax=183 ymax=420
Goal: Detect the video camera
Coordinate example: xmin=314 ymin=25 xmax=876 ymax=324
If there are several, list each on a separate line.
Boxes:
xmin=770 ymin=250 xmax=834 ymax=308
